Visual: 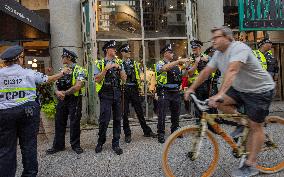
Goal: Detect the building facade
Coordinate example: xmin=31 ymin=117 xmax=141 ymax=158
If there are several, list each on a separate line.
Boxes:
xmin=1 ymin=0 xmax=283 ymax=121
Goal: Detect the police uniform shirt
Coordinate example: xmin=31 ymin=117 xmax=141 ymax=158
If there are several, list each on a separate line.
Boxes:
xmin=67 ymin=63 xmax=86 ymax=81
xmin=0 ymin=64 xmax=48 ymax=109
xmin=93 ymin=58 xmax=125 ymax=76
xmin=56 ymin=64 xmax=86 ymax=91
xmin=156 ymin=59 xmax=181 ymax=89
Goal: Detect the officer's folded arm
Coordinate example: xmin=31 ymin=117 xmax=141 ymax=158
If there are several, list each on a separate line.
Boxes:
xmin=94 ymin=70 xmax=107 ymax=83
xmin=63 ymin=80 xmax=83 ymax=96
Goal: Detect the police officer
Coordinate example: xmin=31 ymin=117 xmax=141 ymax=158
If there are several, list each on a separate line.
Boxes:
xmin=119 ymin=44 xmax=156 ymax=143
xmin=254 ymin=38 xmax=278 ymax=79
xmin=187 ymin=40 xmax=211 ymax=119
xmin=155 ymin=44 xmax=189 ymax=143
xmin=204 ymin=46 xmax=219 ymax=96
xmin=0 ymin=45 xmax=69 ymax=177
xmin=94 ymin=40 xmax=127 ymax=155
xmin=46 ymin=48 xmax=86 ymax=155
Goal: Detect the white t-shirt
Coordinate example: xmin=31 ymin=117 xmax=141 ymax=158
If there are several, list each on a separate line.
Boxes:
xmin=207 ymin=41 xmax=275 ymax=93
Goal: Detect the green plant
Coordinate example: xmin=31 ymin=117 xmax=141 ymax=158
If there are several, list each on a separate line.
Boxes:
xmin=41 ymin=100 xmax=57 ymax=120
xmin=37 ymin=82 xmax=57 ymax=120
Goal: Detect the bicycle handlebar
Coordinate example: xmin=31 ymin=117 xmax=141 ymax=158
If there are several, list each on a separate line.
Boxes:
xmin=189 ymin=93 xmax=224 ymax=112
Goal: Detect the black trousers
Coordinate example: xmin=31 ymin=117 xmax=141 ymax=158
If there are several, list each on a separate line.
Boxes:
xmin=194 ymin=83 xmax=210 ymax=118
xmin=53 ymin=95 xmax=82 ymax=150
xmin=97 ymin=89 xmax=122 ymax=147
xmin=122 ymin=86 xmax=152 ymax=136
xmin=0 ymin=101 xmax=40 ymax=177
xmin=157 ymin=91 xmax=181 ymax=135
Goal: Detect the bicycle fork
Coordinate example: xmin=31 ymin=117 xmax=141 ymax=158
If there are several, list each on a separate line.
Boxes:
xmin=189 ymin=118 xmax=208 ymax=160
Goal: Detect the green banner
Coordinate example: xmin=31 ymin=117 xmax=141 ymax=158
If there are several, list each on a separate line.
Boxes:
xmin=239 ymin=0 xmax=284 ymax=31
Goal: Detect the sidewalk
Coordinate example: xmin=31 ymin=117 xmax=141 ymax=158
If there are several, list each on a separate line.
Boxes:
xmin=16 ymin=101 xmax=284 ymax=177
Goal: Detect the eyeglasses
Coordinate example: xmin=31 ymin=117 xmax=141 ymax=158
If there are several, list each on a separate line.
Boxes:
xmin=211 ymin=35 xmax=224 ymax=41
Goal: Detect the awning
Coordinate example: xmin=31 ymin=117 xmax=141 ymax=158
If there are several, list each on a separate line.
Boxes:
xmin=0 ymin=0 xmax=50 ymax=41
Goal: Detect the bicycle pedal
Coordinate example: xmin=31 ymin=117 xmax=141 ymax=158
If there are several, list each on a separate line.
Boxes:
xmin=187 ymin=152 xmax=194 ymax=160
xmin=232 ymin=150 xmax=241 ymax=158
xmin=233 ymin=137 xmax=239 ymax=143
xmin=265 ymin=141 xmax=277 ymax=148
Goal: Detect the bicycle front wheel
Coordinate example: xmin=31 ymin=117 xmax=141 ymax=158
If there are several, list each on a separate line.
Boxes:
xmin=162 ymin=125 xmax=219 ymax=177
xmin=257 ymin=116 xmax=284 ymax=173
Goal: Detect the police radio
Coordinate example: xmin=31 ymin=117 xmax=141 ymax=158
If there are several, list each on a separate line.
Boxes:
xmin=56 ymin=66 xmax=73 ymax=91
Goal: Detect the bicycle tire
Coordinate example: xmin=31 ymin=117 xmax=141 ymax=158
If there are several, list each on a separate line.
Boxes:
xmin=256 ymin=116 xmax=284 ymax=173
xmin=162 ymin=125 xmax=220 ymax=177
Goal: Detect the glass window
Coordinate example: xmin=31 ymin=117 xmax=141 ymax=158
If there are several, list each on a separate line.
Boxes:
xmin=93 ymin=0 xmax=192 ymax=118
xmin=96 ymin=0 xmax=142 ymax=39
xmin=143 ymin=0 xmax=187 ymax=38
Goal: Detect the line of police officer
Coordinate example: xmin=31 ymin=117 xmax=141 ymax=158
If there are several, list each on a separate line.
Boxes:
xmin=0 ymin=37 xmax=278 ymax=175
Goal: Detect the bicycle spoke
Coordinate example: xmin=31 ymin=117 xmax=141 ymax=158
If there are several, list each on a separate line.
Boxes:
xmin=166 ymin=132 xmax=216 ymax=176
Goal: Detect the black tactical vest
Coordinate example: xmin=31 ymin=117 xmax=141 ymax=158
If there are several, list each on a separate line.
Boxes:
xmin=123 ymin=60 xmax=137 ymax=84
xmin=103 ymin=62 xmax=121 ymax=88
xmin=167 ymin=65 xmax=181 ymax=85
xmin=56 ymin=66 xmax=74 ymax=91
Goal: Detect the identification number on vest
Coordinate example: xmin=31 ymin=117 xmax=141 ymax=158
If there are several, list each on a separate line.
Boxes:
xmin=0 ymin=76 xmax=26 ymax=87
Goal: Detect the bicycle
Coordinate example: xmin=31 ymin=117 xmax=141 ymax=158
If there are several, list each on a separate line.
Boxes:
xmin=162 ymin=93 xmax=284 ymax=177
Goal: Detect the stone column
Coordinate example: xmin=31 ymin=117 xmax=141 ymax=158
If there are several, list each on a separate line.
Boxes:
xmin=49 ymin=0 xmax=83 ymax=72
xmin=197 ymin=0 xmax=224 ymax=49
xmin=49 ymin=0 xmax=87 ymax=122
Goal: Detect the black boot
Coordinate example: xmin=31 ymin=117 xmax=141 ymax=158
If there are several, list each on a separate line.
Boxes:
xmin=158 ymin=134 xmax=165 ymax=144
xmin=144 ymin=131 xmax=157 ymax=138
xmin=112 ymin=146 xmax=123 ymax=155
xmin=125 ymin=135 xmax=132 ymax=143
xmin=72 ymin=146 xmax=84 ymax=154
xmin=95 ymin=144 xmax=103 ymax=153
xmin=46 ymin=147 xmax=64 ymax=155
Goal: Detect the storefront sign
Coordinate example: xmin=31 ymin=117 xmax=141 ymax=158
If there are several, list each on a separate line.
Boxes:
xmin=0 ymin=0 xmax=49 ymax=33
xmin=239 ymin=0 xmax=284 ymax=31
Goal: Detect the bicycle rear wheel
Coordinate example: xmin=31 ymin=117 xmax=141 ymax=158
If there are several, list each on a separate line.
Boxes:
xmin=162 ymin=125 xmax=219 ymax=177
xmin=256 ymin=116 xmax=284 ymax=173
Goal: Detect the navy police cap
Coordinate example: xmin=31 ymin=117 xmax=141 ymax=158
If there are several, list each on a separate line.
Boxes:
xmin=0 ymin=45 xmax=24 ymax=61
xmin=119 ymin=43 xmax=131 ymax=53
xmin=190 ymin=40 xmax=203 ymax=49
xmin=160 ymin=44 xmax=173 ymax=54
xmin=258 ymin=38 xmax=272 ymax=48
xmin=62 ymin=48 xmax=78 ymax=59
xmin=103 ymin=40 xmax=116 ymax=51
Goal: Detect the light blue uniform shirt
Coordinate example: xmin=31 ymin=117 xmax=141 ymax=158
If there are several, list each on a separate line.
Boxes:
xmin=155 ymin=59 xmax=180 ymax=89
xmin=93 ymin=58 xmax=125 ymax=76
xmin=0 ymin=64 xmax=48 ymax=109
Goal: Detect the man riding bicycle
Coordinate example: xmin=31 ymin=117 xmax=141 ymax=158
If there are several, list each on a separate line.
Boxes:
xmin=185 ymin=26 xmax=275 ymax=177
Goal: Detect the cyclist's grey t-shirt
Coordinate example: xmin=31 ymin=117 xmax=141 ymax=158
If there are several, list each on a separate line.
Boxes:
xmin=207 ymin=41 xmax=275 ymax=93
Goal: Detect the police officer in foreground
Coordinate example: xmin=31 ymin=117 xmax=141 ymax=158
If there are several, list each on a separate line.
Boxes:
xmin=0 ymin=45 xmax=69 ymax=177
xmin=119 ymin=44 xmax=156 ymax=143
xmin=253 ymin=38 xmax=278 ymax=79
xmin=155 ymin=44 xmax=189 ymax=143
xmin=94 ymin=40 xmax=127 ymax=155
xmin=46 ymin=48 xmax=86 ymax=155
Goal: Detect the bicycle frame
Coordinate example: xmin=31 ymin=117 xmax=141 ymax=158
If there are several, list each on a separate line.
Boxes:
xmin=190 ymin=111 xmax=250 ymax=161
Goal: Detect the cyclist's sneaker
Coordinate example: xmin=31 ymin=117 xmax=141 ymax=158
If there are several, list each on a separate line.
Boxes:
xmin=230 ymin=125 xmax=245 ymax=138
xmin=231 ymin=164 xmax=259 ymax=177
